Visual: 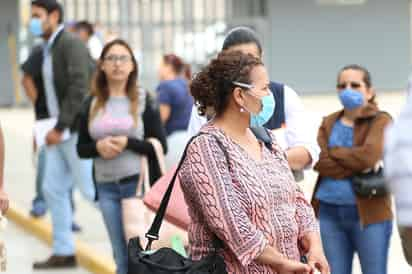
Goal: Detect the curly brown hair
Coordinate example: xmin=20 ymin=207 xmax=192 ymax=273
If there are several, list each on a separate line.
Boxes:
xmin=190 ymin=51 xmax=263 ymax=117
xmin=90 ymin=39 xmax=139 ymax=125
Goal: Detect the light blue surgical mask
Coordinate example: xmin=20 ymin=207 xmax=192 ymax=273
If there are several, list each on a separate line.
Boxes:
xmin=250 ymin=92 xmax=276 ymax=127
xmin=29 ymin=18 xmax=43 ymax=36
xmin=233 ymin=81 xmax=276 ymax=127
xmin=338 ymin=89 xmax=365 ymax=110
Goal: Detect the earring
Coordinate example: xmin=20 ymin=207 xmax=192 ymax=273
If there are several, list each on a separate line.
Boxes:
xmin=240 ymin=107 xmax=245 ymax=113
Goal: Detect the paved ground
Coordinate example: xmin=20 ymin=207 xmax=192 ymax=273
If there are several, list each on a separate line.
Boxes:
xmin=1 ymin=107 xmax=112 ymax=274
xmin=1 ymin=91 xmax=412 ymax=273
xmin=4 ymin=222 xmax=88 ymax=274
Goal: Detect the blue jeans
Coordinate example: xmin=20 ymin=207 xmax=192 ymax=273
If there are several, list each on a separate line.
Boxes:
xmin=319 ymin=202 xmax=392 ymax=274
xmin=34 ymin=147 xmax=46 ymax=203
xmin=33 ymin=147 xmax=76 ymax=212
xmin=42 ymin=134 xmax=95 ymax=255
xmin=97 ymin=180 xmax=138 ymax=274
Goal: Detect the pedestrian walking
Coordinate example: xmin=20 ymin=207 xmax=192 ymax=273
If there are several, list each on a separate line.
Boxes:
xmin=187 ymin=27 xmax=319 ymax=180
xmin=157 ymin=54 xmax=193 ymax=167
xmin=77 ymin=39 xmax=167 ymax=274
xmin=21 ymin=45 xmax=81 ymax=232
xmin=179 ymin=50 xmax=329 ymax=274
xmin=312 ymin=64 xmax=393 ymax=274
xmin=29 ymin=0 xmax=95 ymax=269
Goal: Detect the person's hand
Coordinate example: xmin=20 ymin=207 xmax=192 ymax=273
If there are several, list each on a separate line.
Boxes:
xmin=272 ymin=257 xmax=313 ymax=274
xmin=96 ymin=137 xmax=122 ymax=159
xmin=46 ymin=129 xmax=63 ymax=145
xmin=110 ymin=136 xmax=128 ymax=152
xmin=0 ymin=189 xmax=9 ymax=214
xmin=306 ymin=247 xmax=330 ymax=274
xmin=299 ymin=232 xmax=330 ymax=274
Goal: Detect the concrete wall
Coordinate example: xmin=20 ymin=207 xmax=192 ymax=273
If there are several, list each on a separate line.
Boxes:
xmin=0 ymin=0 xmax=19 ymax=106
xmin=267 ymin=0 xmax=411 ymax=93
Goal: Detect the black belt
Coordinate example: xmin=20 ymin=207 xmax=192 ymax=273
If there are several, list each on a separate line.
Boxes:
xmin=115 ymin=174 xmax=140 ymax=185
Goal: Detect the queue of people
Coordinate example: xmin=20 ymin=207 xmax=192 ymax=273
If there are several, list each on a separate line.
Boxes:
xmin=5 ymin=0 xmax=411 ymax=273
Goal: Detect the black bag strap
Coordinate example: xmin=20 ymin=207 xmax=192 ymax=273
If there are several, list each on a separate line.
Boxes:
xmin=144 ymin=132 xmax=208 ymax=250
xmin=250 ymin=126 xmax=273 ymax=151
xmin=144 ymin=127 xmax=273 ymax=251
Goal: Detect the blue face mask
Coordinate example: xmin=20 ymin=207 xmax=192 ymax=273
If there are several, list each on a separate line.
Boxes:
xmin=249 ymin=92 xmax=276 ymax=127
xmin=338 ymin=89 xmax=365 ymax=110
xmin=29 ymin=18 xmax=43 ymax=36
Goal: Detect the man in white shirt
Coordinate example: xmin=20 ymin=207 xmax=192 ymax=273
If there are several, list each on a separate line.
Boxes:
xmin=188 ymin=27 xmax=319 ymax=173
xmin=74 ymin=20 xmax=103 ymax=60
xmin=384 ymin=84 xmax=412 ymax=266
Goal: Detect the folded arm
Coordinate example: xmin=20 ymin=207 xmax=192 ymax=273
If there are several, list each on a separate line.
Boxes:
xmin=314 ymin=119 xmax=353 ymax=179
xmin=329 ymin=113 xmax=392 ymax=172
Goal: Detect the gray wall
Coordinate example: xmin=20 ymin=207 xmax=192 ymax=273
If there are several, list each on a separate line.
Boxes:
xmin=0 ymin=0 xmax=19 ymax=106
xmin=267 ymin=0 xmax=411 ymax=93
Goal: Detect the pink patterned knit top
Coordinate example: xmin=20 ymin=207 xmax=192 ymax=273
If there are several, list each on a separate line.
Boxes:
xmin=178 ymin=124 xmax=319 ymax=273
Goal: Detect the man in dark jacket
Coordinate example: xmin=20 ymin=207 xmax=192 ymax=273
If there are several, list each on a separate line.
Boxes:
xmin=21 ymin=45 xmax=82 ymax=232
xmin=29 ymin=0 xmax=95 ymax=269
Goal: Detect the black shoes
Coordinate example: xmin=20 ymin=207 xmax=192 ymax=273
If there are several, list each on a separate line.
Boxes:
xmin=33 ymin=255 xmax=77 ymax=269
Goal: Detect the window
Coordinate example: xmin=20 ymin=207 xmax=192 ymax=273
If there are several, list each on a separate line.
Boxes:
xmin=317 ymin=0 xmax=367 ymax=5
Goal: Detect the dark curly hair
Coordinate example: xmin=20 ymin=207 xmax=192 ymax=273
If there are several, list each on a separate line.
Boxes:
xmin=190 ymin=51 xmax=263 ymax=117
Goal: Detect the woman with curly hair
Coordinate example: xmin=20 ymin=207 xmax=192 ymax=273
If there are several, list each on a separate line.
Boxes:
xmin=178 ymin=51 xmax=329 ymax=274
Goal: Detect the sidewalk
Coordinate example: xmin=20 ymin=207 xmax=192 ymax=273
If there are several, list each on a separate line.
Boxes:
xmin=2 ymin=108 xmax=114 ymax=274
xmin=5 ymin=222 xmax=89 ymax=274
xmin=1 ymin=91 xmax=412 ymax=273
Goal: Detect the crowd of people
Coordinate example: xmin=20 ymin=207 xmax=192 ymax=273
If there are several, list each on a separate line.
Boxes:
xmin=0 ymin=0 xmax=411 ymax=273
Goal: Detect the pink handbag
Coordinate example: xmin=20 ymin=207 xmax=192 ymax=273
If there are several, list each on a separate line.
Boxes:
xmin=143 ymin=166 xmax=191 ymax=231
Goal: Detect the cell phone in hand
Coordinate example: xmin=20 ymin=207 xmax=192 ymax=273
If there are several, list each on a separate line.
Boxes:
xmin=301 ymin=256 xmax=322 ymax=274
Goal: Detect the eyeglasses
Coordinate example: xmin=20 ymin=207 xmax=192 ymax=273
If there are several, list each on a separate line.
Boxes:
xmin=104 ymin=55 xmax=132 ymax=64
xmin=337 ymin=81 xmax=362 ymax=90
xmin=232 ymin=81 xmax=254 ymax=89
xmin=232 ymin=81 xmax=270 ymax=96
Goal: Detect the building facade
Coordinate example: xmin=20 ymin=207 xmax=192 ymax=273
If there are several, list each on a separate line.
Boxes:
xmin=59 ymin=0 xmax=412 ymax=93
xmin=1 ymin=0 xmax=411 ymax=105
xmin=0 ymin=1 xmax=19 ymax=106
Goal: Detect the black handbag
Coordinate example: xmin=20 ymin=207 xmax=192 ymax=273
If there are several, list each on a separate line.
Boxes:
xmin=127 ymin=133 xmax=228 ymax=274
xmin=353 ymin=165 xmax=388 ymax=198
xmin=351 ymin=112 xmax=389 ymax=198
